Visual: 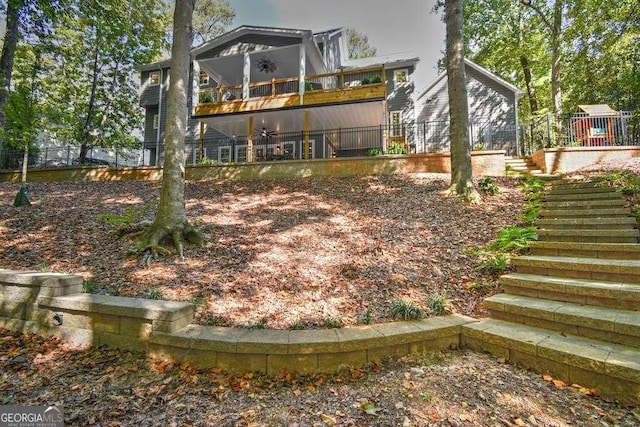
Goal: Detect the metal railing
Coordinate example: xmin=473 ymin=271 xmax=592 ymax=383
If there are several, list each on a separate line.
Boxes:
xmin=198 ymin=65 xmax=386 ymax=104
xmin=520 ymin=111 xmax=638 ymax=156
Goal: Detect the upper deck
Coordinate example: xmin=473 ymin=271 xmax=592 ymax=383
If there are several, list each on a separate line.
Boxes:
xmin=194 ymin=66 xmax=386 ymax=117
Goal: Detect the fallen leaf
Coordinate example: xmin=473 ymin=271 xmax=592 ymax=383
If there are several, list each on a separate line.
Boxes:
xmin=319 ymin=413 xmax=336 ymax=425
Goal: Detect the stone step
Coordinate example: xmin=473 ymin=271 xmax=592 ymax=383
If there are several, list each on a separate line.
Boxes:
xmin=461 ymin=319 xmax=640 ymax=403
xmin=541 ymin=199 xmax=627 ymax=210
xmin=484 ymin=294 xmax=640 ymax=348
xmin=529 ymin=241 xmax=640 ymax=260
xmin=540 ymin=207 xmax=632 ymax=218
xmin=546 ymin=180 xmax=606 ymax=190
xmin=546 ymin=186 xmax=614 ymax=196
xmin=513 ymin=255 xmax=640 ymax=282
xmin=536 ymin=229 xmax=639 ymax=243
xmin=500 ymin=273 xmax=640 ymax=311
xmin=544 ymin=191 xmax=623 ymax=201
xmin=536 ymin=217 xmax=637 ymax=230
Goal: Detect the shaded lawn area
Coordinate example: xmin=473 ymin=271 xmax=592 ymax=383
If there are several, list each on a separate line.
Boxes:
xmin=0 ymin=173 xmax=526 ymax=329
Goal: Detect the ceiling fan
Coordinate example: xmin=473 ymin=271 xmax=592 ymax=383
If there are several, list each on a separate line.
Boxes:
xmin=257 ymin=127 xmax=278 ymax=139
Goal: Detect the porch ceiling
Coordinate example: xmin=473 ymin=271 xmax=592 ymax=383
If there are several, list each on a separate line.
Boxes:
xmin=199 ymin=100 xmax=386 ymax=138
xmin=198 ymin=45 xmax=320 ymax=86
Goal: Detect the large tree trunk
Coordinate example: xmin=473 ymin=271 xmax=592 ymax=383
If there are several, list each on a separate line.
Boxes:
xmin=79 ymin=42 xmax=101 ymax=163
xmin=444 ymin=0 xmax=481 ymax=203
xmin=519 ymin=55 xmax=538 ymax=114
xmin=0 ymin=0 xmax=24 ymax=157
xmin=550 ymin=0 xmax=563 ymax=115
xmin=134 ymin=0 xmax=202 ymax=262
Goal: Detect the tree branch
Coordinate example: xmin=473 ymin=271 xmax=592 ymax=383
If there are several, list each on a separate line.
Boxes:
xmin=520 ymin=0 xmax=553 ymax=30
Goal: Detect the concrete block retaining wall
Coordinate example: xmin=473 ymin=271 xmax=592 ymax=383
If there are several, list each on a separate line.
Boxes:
xmin=0 ymin=269 xmax=475 ymax=374
xmin=531 ymin=146 xmax=640 ymax=174
xmin=0 ymin=152 xmax=506 ymax=183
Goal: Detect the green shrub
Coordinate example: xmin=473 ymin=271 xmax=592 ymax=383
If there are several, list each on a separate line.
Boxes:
xmin=198 ymin=92 xmax=215 ymax=103
xmin=323 ymin=317 xmax=343 ymax=329
xmin=198 ymin=156 xmax=217 ymax=165
xmin=389 ymin=299 xmax=424 ymax=320
xmin=147 ymin=288 xmax=163 ymax=300
xmin=386 ymin=143 xmax=407 ymax=155
xmin=370 ymin=75 xmax=382 ymax=84
xmin=470 ymin=249 xmax=511 ymax=272
xmin=366 ymin=147 xmax=382 ymax=156
xmin=360 ymin=307 xmax=373 ymax=325
xmin=83 ymin=279 xmax=100 ymax=294
xmin=478 ymin=177 xmax=500 ymax=195
xmin=491 ymin=226 xmax=538 ymax=253
xmin=426 ymin=293 xmax=448 ymax=316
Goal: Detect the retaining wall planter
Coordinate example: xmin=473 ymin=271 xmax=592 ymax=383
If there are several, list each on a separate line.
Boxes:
xmin=0 ymin=269 xmax=475 ymax=375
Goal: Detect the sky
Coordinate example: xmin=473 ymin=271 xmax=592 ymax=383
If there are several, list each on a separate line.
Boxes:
xmin=226 ymin=0 xmax=446 ymax=91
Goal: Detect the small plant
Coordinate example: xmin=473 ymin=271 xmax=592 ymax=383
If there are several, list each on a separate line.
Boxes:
xmin=202 ymin=314 xmax=227 ymax=326
xmin=466 ymin=281 xmax=495 ymax=294
xmin=370 ymin=75 xmax=382 ymax=84
xmin=519 ymin=175 xmax=546 ymax=194
xmin=38 ymin=263 xmax=51 ymax=272
xmin=198 ymin=92 xmax=215 ymax=103
xmin=471 ymin=249 xmax=511 ymax=272
xmin=249 ymin=316 xmax=269 ymax=330
xmin=386 ymin=143 xmax=407 ymax=155
xmin=360 ymin=307 xmax=373 ymax=325
xmin=472 ymin=142 xmax=486 ymax=151
xmin=147 ymin=288 xmax=163 ymax=300
xmin=97 ymin=200 xmax=156 ymax=236
xmin=420 ymin=392 xmax=432 ymax=402
xmin=191 ymin=296 xmax=205 ymax=307
xmin=289 ymin=320 xmax=306 ymax=330
xmin=323 ymin=317 xmax=343 ymax=329
xmin=491 ymin=226 xmax=537 ymax=253
xmin=366 ymin=147 xmax=382 ymax=156
xmin=518 ymin=198 xmax=541 ymax=225
xmin=478 ymin=177 xmax=500 ymax=195
xmin=83 ymin=279 xmax=100 ymax=294
xmin=389 ymin=299 xmax=424 ymax=320
xmin=361 ymin=77 xmax=370 ymax=85
xmin=198 ymin=156 xmax=217 ymax=165
xmin=426 ymin=293 xmax=447 ymax=316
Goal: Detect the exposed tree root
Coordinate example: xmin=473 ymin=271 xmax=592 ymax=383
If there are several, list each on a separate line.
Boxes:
xmin=128 ymin=221 xmax=205 ymax=265
xmin=444 ymin=182 xmax=483 ymax=204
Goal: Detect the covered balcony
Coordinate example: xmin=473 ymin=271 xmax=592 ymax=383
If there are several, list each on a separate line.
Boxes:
xmin=194 ymin=66 xmax=386 ymax=117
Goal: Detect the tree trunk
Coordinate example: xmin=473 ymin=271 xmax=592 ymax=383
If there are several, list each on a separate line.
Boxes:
xmin=80 ymin=42 xmax=101 ymax=163
xmin=0 ymin=0 xmax=24 ymax=156
xmin=550 ymin=0 xmax=563 ymax=115
xmin=519 ymin=55 xmax=538 ymax=114
xmin=444 ymin=0 xmax=481 ymax=203
xmin=134 ymin=0 xmax=202 ymax=261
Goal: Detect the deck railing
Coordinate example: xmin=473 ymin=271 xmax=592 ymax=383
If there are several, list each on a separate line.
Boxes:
xmin=198 ymin=65 xmax=386 ymax=106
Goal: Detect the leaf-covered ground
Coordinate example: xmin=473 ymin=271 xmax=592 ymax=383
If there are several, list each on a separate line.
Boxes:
xmin=1 ymin=329 xmax=638 ymax=426
xmin=0 ymin=173 xmax=526 ymax=329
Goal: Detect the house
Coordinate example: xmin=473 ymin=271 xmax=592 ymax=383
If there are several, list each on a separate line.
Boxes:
xmin=136 ymin=25 xmax=419 ymax=165
xmin=415 ymin=58 xmax=524 ymax=155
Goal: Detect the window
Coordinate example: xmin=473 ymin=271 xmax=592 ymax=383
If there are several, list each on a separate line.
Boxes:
xmin=283 ymin=142 xmax=296 ymax=159
xmin=235 ymin=145 xmax=248 ymax=163
xmin=390 ymin=111 xmax=403 ymax=137
xmin=149 ymin=71 xmax=160 ymax=86
xmin=152 ymin=113 xmax=159 ymax=129
xmin=393 ymin=69 xmax=408 ymax=85
xmin=199 ymin=71 xmax=209 ymax=86
xmin=301 ymin=139 xmax=315 ymax=159
xmin=218 ymin=146 xmax=232 ymax=163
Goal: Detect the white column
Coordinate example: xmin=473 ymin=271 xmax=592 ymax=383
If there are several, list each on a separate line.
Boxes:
xmin=243 ymin=52 xmax=250 ymax=100
xmin=299 ymin=44 xmax=306 ymax=104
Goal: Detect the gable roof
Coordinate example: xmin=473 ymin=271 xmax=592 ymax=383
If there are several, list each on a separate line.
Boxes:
xmin=416 ymin=58 xmax=524 ymax=102
xmin=577 ymin=104 xmax=616 ymax=115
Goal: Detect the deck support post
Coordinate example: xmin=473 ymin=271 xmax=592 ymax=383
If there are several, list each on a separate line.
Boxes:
xmin=304 ymin=110 xmax=310 ymax=159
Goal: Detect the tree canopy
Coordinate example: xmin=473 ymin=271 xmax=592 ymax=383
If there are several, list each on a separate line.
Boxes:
xmin=347 ymin=28 xmax=377 ymax=59
xmin=461 ymin=0 xmax=640 ymax=118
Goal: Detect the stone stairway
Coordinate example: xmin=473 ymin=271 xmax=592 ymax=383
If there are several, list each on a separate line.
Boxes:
xmin=505 ymin=157 xmax=546 ymax=176
xmin=462 ymin=179 xmax=640 ymax=403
